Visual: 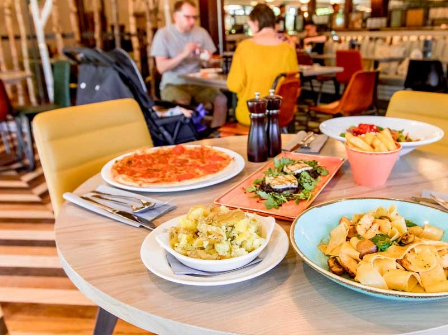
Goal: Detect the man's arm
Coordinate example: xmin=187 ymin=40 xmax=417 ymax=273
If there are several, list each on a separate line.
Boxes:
xmin=155 ymin=42 xmax=198 ymax=74
xmin=303 ymin=35 xmax=327 ymax=45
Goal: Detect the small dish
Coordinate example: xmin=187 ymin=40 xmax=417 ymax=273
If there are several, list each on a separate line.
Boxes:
xmin=141 ymin=218 xmax=288 ymax=286
xmin=215 ymin=152 xmax=345 ymax=221
xmin=155 ymin=213 xmax=275 ymax=272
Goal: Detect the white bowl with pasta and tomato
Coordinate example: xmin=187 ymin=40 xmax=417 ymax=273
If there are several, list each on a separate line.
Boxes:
xmin=320 ymin=116 xmax=444 ymax=156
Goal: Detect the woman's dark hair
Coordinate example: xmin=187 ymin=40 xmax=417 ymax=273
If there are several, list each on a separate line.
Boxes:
xmin=249 ymin=4 xmax=276 ymax=30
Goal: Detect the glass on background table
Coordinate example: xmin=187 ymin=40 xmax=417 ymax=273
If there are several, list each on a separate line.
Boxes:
xmin=55 ymin=135 xmax=448 ymax=335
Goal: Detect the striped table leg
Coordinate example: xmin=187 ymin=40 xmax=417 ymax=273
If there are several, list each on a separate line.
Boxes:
xmin=0 ymin=304 xmax=8 ymax=335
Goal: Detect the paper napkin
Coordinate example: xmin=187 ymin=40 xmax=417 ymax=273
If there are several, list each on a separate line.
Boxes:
xmin=283 ymin=131 xmax=328 ymax=154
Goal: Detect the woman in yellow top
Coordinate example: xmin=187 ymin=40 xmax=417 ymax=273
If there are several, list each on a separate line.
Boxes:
xmin=227 ymin=4 xmax=298 ymax=126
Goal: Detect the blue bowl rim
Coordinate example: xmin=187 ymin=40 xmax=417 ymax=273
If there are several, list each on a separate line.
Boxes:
xmin=289 ymin=197 xmax=448 ymax=299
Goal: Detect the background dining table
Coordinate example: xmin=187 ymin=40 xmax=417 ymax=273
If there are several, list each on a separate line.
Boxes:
xmin=179 ymin=65 xmax=344 ymax=91
xmin=55 ymin=135 xmax=448 ymax=335
xmin=311 ymin=54 xmax=406 ymax=69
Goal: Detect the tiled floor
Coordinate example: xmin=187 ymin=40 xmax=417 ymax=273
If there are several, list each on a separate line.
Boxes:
xmin=0 ymin=143 xmax=147 ymax=334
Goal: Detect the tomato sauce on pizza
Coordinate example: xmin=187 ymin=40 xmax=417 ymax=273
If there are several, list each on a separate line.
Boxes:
xmin=111 ymin=145 xmax=233 ymax=187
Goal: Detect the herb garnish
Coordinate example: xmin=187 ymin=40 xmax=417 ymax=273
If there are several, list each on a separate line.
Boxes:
xmin=405 ymin=219 xmax=418 ymax=227
xmin=256 ymin=190 xmax=312 ymax=210
xmin=370 ymin=234 xmax=395 ymax=252
xmin=304 ymin=160 xmax=329 ymax=176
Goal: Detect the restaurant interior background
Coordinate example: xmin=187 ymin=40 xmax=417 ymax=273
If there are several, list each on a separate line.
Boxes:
xmin=0 ymin=0 xmax=448 ymax=334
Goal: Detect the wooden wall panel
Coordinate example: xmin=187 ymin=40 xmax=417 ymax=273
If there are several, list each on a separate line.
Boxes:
xmin=371 ymin=0 xmax=389 ymax=18
xmin=198 ymin=0 xmax=224 ymax=53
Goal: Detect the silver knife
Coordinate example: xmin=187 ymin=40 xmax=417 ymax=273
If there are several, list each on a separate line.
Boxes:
xmin=411 ymin=197 xmax=438 ymax=205
xmin=285 ymin=132 xmax=315 ymax=152
xmin=80 ymin=196 xmax=156 ymax=230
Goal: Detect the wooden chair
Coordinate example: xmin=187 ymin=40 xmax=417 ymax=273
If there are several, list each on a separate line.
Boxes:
xmin=386 ymin=90 xmax=448 ymax=155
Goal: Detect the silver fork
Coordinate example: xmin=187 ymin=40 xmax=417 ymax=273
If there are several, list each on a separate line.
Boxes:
xmin=286 ymin=132 xmax=314 ymax=152
xmin=301 ymin=134 xmax=317 ymax=149
xmin=90 ymin=190 xmax=156 ymax=213
xmin=90 ymin=194 xmax=155 ymax=213
xmin=429 ymin=193 xmax=448 ymax=211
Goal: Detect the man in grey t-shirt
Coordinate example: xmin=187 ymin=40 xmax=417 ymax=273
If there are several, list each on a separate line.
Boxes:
xmin=151 ymin=0 xmax=227 ymax=128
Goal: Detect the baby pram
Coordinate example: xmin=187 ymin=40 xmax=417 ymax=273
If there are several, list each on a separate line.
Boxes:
xmin=63 ymin=47 xmax=204 ymax=146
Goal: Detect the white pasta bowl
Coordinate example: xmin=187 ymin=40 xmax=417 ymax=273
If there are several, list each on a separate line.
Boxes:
xmin=319 ymin=116 xmax=444 ymax=156
xmin=155 ymin=213 xmax=276 ymax=273
xmin=290 ymin=198 xmax=448 ymax=300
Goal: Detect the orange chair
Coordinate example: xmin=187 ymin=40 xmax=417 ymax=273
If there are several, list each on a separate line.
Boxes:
xmin=315 ymin=49 xmax=364 ymax=104
xmin=218 ymin=72 xmax=301 ymax=136
xmin=309 ymin=71 xmax=379 ymax=120
xmin=335 ymin=50 xmax=364 ymax=91
xmin=272 ymin=72 xmax=301 ymax=129
xmin=218 ymin=122 xmax=250 ymax=137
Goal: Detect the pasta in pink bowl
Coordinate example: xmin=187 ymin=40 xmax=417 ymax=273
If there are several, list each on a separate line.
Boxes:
xmin=290 ymin=198 xmax=448 ymax=300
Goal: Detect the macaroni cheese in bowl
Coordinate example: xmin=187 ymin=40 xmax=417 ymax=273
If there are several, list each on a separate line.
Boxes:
xmin=156 ymin=205 xmax=276 ymax=272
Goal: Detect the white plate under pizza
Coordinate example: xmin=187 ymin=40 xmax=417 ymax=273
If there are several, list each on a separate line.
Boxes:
xmin=101 ymin=144 xmax=245 ymax=192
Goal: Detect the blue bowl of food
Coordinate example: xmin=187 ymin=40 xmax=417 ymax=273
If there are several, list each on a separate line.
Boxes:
xmin=290 ymin=198 xmax=448 ymax=300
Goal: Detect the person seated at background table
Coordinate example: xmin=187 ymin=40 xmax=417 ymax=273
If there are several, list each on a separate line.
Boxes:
xmin=300 ymin=21 xmax=327 ymax=54
xmin=227 ymin=4 xmax=298 ymax=126
xmin=275 ymin=3 xmax=286 ymax=33
xmin=150 ymin=0 xmax=227 ymax=128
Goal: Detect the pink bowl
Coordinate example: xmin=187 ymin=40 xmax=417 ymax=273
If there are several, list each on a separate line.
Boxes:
xmin=345 ymin=143 xmax=401 ymax=187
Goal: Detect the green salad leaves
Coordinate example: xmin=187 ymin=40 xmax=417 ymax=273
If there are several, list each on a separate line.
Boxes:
xmin=244 ymin=157 xmax=328 ymax=210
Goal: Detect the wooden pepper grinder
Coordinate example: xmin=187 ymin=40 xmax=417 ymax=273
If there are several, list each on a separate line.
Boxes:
xmin=246 ymin=92 xmax=268 ymax=162
xmin=264 ymin=89 xmax=282 ymax=157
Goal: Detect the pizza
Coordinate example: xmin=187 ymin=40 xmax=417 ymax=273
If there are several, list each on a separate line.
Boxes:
xmin=111 ymin=145 xmax=234 ymax=187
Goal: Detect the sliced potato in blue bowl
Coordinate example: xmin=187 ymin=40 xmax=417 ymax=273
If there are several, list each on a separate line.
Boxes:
xmin=290 ymin=198 xmax=448 ymax=300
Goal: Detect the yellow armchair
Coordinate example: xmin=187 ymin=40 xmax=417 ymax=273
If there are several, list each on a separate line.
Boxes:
xmin=386 ymin=91 xmax=448 ymax=156
xmin=33 ymin=99 xmax=153 ymax=215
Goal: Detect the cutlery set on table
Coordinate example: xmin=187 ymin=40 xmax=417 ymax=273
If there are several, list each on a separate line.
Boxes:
xmin=282 ymin=131 xmax=328 ymax=153
xmin=63 ymin=185 xmax=176 ymax=230
xmin=412 ymin=191 xmax=448 ymax=211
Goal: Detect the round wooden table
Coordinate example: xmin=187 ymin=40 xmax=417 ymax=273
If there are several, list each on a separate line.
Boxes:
xmin=55 ymin=135 xmax=448 ymax=335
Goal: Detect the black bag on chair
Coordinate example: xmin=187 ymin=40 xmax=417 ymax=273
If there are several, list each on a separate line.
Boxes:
xmin=64 ymin=48 xmax=199 ymax=146
xmin=404 ymin=60 xmax=448 ymax=93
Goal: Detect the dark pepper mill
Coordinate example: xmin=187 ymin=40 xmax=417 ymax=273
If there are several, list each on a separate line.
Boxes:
xmin=247 ymin=92 xmax=268 ymax=162
xmin=264 ymin=89 xmax=282 ymax=157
